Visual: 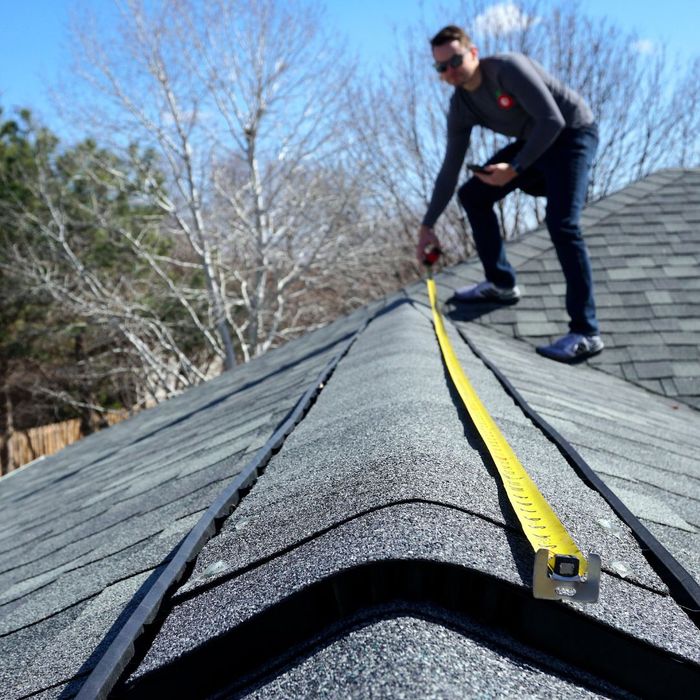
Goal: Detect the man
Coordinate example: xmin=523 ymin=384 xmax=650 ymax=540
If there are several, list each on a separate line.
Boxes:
xmin=416 ymin=25 xmax=602 ymax=363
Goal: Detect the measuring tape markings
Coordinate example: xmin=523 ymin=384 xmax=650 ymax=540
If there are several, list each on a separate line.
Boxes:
xmin=425 ymin=275 xmax=593 ymax=588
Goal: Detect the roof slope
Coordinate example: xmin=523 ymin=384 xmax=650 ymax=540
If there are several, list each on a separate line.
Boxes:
xmin=120 ymin=299 xmax=699 ymax=698
xmin=0 ymin=304 xmax=376 ymax=698
xmin=0 ymin=170 xmax=698 ymax=699
xmin=459 ymin=322 xmax=700 ymax=583
xmin=441 ymin=168 xmax=700 ymax=409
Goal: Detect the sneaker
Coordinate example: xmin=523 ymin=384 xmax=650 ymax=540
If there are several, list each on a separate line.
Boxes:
xmin=453 ymin=280 xmax=521 ymax=303
xmin=536 ymin=333 xmax=604 ymax=363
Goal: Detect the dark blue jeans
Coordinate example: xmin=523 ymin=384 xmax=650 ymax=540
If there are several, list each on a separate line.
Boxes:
xmin=458 ymin=125 xmax=599 ymax=336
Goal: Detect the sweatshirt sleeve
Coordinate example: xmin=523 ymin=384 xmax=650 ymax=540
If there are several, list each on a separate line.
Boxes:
xmin=500 ymin=54 xmax=565 ymax=172
xmin=422 ymin=101 xmax=471 ymax=228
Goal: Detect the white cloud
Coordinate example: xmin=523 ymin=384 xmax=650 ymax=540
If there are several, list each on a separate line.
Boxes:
xmin=473 ymin=2 xmax=541 ymax=37
xmin=631 ymin=38 xmax=655 ymax=54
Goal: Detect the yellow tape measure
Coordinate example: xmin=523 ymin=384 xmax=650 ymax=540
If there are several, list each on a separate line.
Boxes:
xmin=426 ymin=274 xmax=600 ymax=601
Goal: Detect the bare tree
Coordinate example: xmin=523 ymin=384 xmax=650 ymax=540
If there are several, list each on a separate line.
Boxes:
xmin=63 ymin=0 xmax=368 ymax=365
xmin=530 ymin=2 xmax=698 ymax=194
xmin=3 ymin=0 xmax=406 ymax=423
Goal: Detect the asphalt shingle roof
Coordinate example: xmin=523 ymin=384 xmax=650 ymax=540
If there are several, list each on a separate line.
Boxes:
xmin=0 ymin=169 xmax=698 ymax=699
xmin=118 ymin=298 xmax=699 ymax=697
xmin=0 ymin=304 xmax=376 ymax=698
xmin=440 ymin=168 xmax=700 ymax=409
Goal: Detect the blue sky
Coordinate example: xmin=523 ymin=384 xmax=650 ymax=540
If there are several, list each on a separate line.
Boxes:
xmin=1 ymin=0 xmax=698 ymax=127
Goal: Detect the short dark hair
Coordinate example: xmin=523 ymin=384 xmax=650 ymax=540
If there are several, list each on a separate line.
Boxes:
xmin=430 ymin=25 xmax=473 ymax=48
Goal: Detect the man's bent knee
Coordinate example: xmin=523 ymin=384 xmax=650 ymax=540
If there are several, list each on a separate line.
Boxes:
xmin=458 ymin=178 xmax=495 ymax=212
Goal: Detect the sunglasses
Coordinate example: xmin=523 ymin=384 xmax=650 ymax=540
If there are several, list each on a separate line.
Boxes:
xmin=434 ymin=53 xmax=465 ymax=73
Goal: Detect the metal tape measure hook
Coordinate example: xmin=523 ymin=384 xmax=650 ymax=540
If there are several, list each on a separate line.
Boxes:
xmin=533 ymin=549 xmax=601 ymax=602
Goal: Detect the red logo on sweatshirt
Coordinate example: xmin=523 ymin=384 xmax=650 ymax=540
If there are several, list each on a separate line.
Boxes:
xmin=496 ymin=91 xmax=515 ymax=109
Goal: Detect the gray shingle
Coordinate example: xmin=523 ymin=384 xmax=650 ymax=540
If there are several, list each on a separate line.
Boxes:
xmin=237 ymin=615 xmax=626 ymax=699
xmin=0 ymin=305 xmax=373 ymax=697
xmin=123 ymin=300 xmax=698 ymax=694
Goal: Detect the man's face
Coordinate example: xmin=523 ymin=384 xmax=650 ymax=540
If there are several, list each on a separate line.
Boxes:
xmin=432 ymin=40 xmax=479 ymax=88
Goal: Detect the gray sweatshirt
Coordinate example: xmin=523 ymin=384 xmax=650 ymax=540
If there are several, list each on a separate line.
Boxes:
xmin=423 ymin=53 xmax=594 ymax=227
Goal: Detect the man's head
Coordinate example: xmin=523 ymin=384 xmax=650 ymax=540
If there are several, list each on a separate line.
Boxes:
xmin=430 ymin=25 xmax=480 ymax=90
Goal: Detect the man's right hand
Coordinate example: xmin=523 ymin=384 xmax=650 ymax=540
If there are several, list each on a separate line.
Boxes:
xmin=416 ymin=225 xmax=441 ymax=265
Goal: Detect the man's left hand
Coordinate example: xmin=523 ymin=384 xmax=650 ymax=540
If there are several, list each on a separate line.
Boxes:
xmin=475 ymin=162 xmax=518 ymax=187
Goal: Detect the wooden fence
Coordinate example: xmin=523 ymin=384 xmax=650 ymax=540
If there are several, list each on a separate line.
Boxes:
xmin=3 ymin=411 xmax=130 ymax=475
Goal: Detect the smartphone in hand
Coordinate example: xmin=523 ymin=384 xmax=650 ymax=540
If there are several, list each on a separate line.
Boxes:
xmin=467 ymin=163 xmax=489 ymax=173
